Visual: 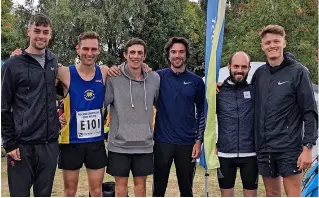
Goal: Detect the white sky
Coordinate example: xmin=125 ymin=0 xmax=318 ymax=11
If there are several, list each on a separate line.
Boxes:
xmin=12 ymin=0 xmax=39 ymax=7
xmin=13 ymin=0 xmax=198 ymax=7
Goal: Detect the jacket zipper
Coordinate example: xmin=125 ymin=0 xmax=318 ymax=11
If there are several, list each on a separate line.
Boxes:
xmin=26 ymin=53 xmax=49 ymax=143
xmin=263 ymin=74 xmax=275 ymax=151
xmin=236 ymin=87 xmax=240 ymax=157
xmin=44 ymin=59 xmax=49 ymax=143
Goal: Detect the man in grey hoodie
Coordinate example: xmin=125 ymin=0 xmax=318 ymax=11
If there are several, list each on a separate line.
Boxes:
xmin=104 ymin=38 xmax=160 ymax=197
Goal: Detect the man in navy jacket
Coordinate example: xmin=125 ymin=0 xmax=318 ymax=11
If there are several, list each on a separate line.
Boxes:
xmin=1 ymin=14 xmax=59 ymax=197
xmin=216 ymin=51 xmax=258 ymax=197
xmin=252 ymin=25 xmax=318 ymax=197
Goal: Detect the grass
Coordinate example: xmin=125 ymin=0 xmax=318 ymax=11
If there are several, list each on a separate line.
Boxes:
xmin=1 ymin=155 xmax=287 ymax=197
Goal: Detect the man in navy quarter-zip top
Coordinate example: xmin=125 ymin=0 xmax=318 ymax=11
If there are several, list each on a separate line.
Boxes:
xmin=152 ymin=37 xmax=205 ymax=197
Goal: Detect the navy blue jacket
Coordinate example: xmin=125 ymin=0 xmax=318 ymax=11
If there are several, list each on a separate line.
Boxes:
xmin=1 ymin=50 xmax=59 ymax=153
xmin=252 ymin=53 xmax=318 ymax=152
xmin=217 ymin=77 xmax=255 ymax=154
xmin=154 ymin=68 xmax=205 ymax=145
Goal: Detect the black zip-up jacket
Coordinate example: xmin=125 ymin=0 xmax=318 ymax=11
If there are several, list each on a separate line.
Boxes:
xmin=1 ymin=49 xmax=60 ymax=153
xmin=251 ymin=53 xmax=318 ymax=153
xmin=217 ymin=77 xmax=255 ymax=154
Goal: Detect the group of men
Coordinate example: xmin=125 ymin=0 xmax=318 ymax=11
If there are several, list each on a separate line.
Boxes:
xmin=2 ymin=13 xmax=204 ymax=197
xmin=1 ymin=13 xmax=318 ymax=198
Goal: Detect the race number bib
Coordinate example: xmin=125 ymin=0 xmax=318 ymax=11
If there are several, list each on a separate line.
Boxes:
xmin=243 ymin=91 xmax=251 ymax=99
xmin=76 ymin=109 xmax=102 ymax=139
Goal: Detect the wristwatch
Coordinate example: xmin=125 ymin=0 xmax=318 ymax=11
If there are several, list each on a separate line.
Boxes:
xmin=303 ymin=143 xmax=313 ymax=149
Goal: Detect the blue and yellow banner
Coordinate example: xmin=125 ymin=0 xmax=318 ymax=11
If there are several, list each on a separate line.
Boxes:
xmin=199 ymin=0 xmax=226 ymax=170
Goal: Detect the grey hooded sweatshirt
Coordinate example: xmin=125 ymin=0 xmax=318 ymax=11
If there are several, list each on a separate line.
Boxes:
xmin=104 ymin=63 xmax=160 ymax=154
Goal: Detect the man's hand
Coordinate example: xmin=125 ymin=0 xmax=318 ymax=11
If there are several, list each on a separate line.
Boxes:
xmin=142 ymin=63 xmax=152 ymax=73
xmin=7 ymin=148 xmax=21 ymax=161
xmin=108 ymin=65 xmax=121 ymax=77
xmin=297 ymin=147 xmax=313 ymax=171
xmin=216 ymin=82 xmax=223 ymax=93
xmin=10 ymin=48 xmax=23 ymax=57
xmin=59 ymin=114 xmax=67 ymax=128
xmin=192 ymin=140 xmax=201 ymax=159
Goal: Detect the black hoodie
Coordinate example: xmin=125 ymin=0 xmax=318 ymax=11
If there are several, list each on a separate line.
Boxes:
xmin=1 ymin=49 xmax=60 ymax=152
xmin=251 ymin=53 xmax=318 ymax=153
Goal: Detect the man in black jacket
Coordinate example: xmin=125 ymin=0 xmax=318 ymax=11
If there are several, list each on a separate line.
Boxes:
xmin=252 ymin=25 xmax=318 ymax=196
xmin=217 ymin=51 xmax=257 ymax=197
xmin=1 ymin=14 xmax=59 ymax=196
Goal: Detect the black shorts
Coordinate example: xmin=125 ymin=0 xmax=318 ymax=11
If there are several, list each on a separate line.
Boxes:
xmin=257 ymin=151 xmax=302 ymax=178
xmin=58 ymin=141 xmax=107 ymax=170
xmin=106 ymin=151 xmax=153 ymax=177
xmin=217 ymin=156 xmax=258 ymax=190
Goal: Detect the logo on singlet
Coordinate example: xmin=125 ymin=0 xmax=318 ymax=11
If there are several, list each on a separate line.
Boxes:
xmin=84 ymin=90 xmax=95 ymax=101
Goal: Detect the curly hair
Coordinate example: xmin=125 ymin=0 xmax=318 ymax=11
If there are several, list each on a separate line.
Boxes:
xmin=163 ymin=37 xmax=191 ymax=65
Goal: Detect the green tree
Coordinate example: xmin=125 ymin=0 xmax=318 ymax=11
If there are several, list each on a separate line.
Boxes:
xmin=1 ymin=0 xmax=23 ymax=59
xmin=222 ymin=0 xmax=318 ymax=83
xmin=200 ymin=0 xmax=318 ymax=83
xmin=179 ymin=1 xmax=206 ymax=75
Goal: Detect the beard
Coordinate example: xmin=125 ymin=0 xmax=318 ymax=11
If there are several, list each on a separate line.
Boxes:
xmin=170 ymin=58 xmax=185 ymax=68
xmin=229 ymin=70 xmax=248 ymax=84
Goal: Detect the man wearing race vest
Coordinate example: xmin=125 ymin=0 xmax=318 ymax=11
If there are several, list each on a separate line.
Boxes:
xmin=58 ymin=31 xmax=109 ymax=197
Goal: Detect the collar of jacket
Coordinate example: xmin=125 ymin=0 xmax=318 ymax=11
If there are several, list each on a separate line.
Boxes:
xmin=266 ymin=52 xmax=298 ymax=74
xmin=169 ymin=67 xmax=189 ymax=76
xmin=22 ymin=49 xmax=55 ymax=61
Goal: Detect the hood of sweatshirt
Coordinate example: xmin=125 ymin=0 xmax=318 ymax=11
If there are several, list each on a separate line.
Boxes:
xmin=120 ymin=62 xmax=149 ymax=110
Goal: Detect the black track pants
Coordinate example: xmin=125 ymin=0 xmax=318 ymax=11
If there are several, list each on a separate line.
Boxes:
xmin=153 ymin=142 xmax=196 ymax=197
xmin=7 ymin=141 xmax=59 ymax=197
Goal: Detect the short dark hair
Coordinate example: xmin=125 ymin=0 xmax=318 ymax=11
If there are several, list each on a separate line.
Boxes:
xmin=163 ymin=37 xmax=191 ymax=65
xmin=78 ymin=31 xmax=100 ymax=44
xmin=28 ymin=13 xmax=52 ymax=28
xmin=259 ymin=25 xmax=286 ymax=39
xmin=124 ymin=38 xmax=147 ymax=55
xmin=228 ymin=51 xmax=251 ymax=65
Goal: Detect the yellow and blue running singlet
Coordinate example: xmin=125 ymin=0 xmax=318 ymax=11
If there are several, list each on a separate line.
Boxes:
xmin=59 ymin=65 xmax=104 ymax=144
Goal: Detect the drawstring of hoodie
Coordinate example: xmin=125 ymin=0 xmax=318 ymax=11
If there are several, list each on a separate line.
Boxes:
xmin=143 ymin=80 xmax=147 ymax=110
xmin=129 ymin=78 xmax=148 ymax=110
xmin=130 ymin=79 xmax=135 ymax=108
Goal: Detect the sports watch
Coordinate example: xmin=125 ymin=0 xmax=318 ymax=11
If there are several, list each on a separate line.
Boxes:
xmin=303 ymin=143 xmax=313 ymax=149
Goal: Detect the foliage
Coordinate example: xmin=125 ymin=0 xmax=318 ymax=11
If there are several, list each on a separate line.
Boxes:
xmin=1 ymin=0 xmax=318 ymax=83
xmin=1 ymin=0 xmax=22 ymax=59
xmin=221 ymin=0 xmax=318 ymax=83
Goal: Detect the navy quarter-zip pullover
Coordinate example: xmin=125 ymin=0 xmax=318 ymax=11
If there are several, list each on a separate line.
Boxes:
xmin=154 ymin=68 xmax=205 ymax=145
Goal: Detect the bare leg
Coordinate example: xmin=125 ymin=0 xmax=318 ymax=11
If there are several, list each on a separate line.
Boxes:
xmin=243 ymin=189 xmax=257 ymax=197
xmin=220 ymin=188 xmax=235 ymax=197
xmin=87 ymin=168 xmax=105 ymax=197
xmin=133 ymin=176 xmax=147 ymax=197
xmin=283 ymin=173 xmax=302 ymax=197
xmin=62 ymin=169 xmax=80 ymax=197
xmin=114 ymin=176 xmax=128 ymax=197
xmin=262 ymin=176 xmax=281 ymax=197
